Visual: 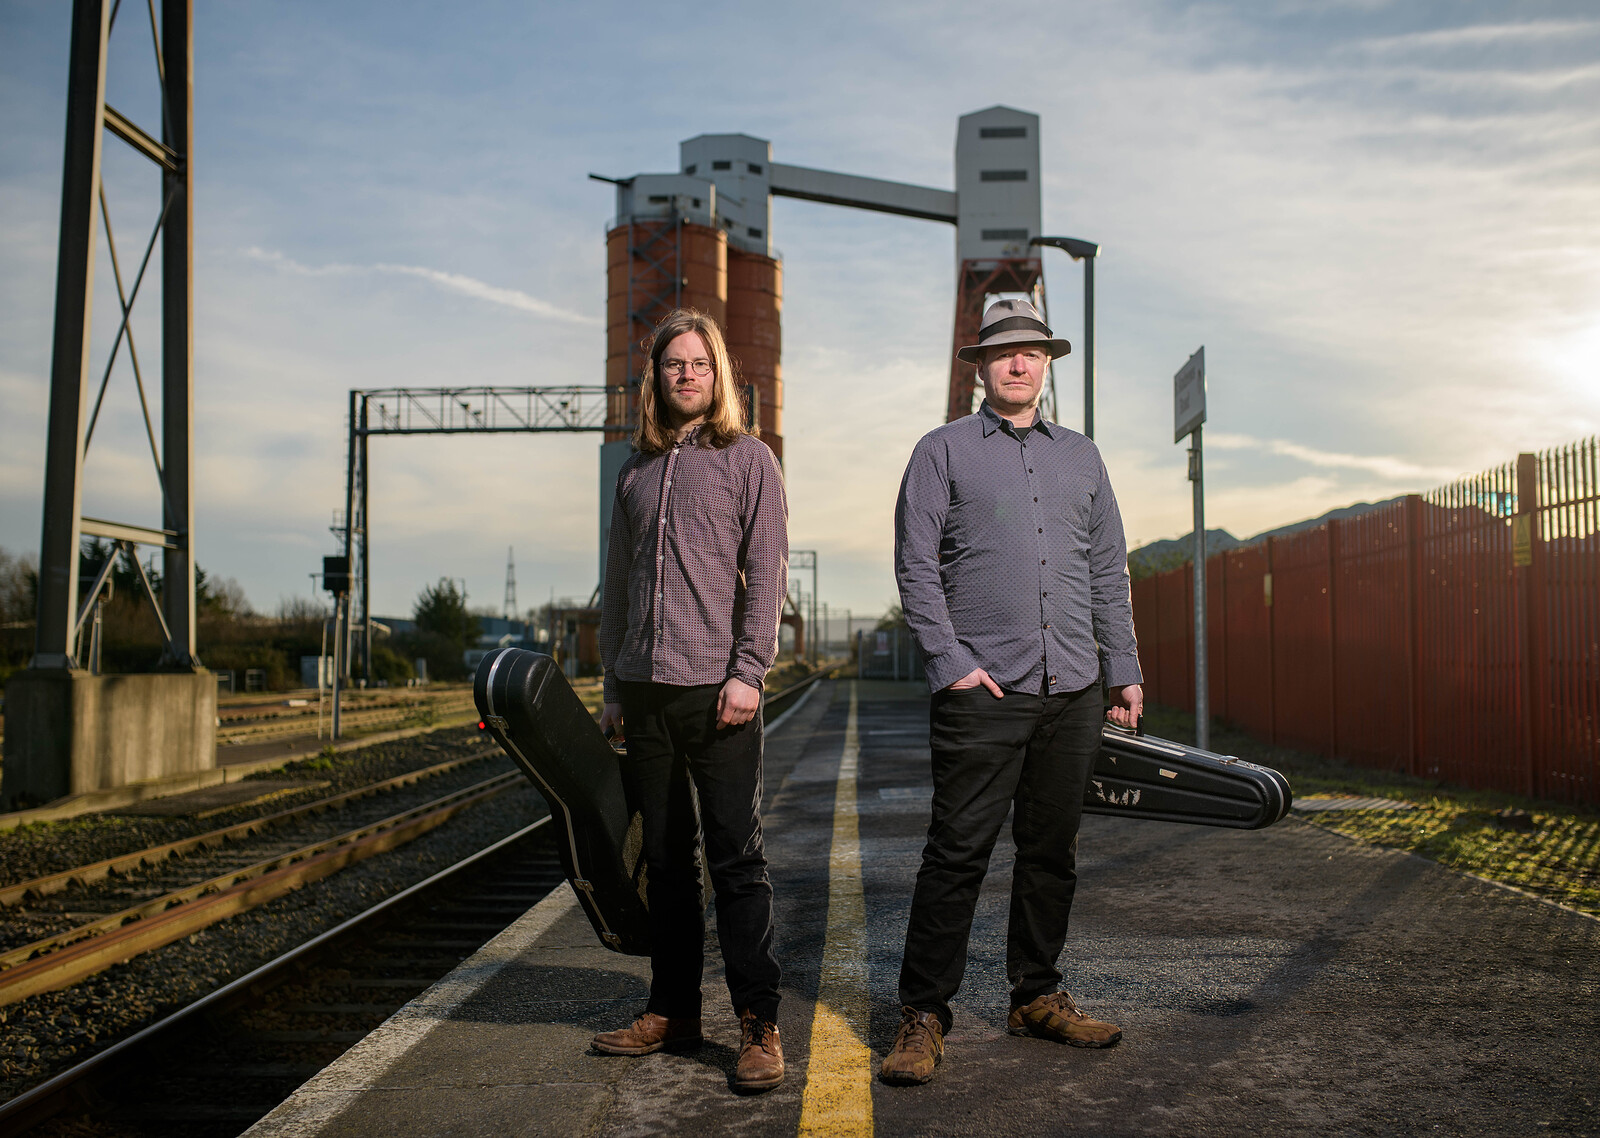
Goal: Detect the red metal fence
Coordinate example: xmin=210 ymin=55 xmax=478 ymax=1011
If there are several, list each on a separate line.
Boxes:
xmin=1132 ymin=439 xmax=1600 ymax=806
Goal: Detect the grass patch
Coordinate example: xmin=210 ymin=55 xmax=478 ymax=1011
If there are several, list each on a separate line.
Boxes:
xmin=1140 ymin=704 xmax=1600 ymax=917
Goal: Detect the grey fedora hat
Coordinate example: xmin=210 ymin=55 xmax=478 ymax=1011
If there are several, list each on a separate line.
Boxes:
xmin=956 ymin=298 xmax=1071 ymax=363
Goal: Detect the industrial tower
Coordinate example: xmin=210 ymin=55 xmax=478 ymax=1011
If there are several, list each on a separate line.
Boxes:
xmin=596 ymin=105 xmax=1048 ymax=586
xmin=600 ymin=105 xmax=1045 ymax=442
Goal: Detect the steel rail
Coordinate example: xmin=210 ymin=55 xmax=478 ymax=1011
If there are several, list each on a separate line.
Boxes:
xmin=218 ymin=702 xmax=476 ymax=745
xmin=216 ymin=691 xmax=475 ymax=727
xmin=0 ymin=748 xmax=499 ymax=907
xmin=0 ymin=817 xmax=553 ymax=1136
xmin=0 ymin=771 xmax=523 ymax=1007
xmin=764 ymin=662 xmax=849 ymax=721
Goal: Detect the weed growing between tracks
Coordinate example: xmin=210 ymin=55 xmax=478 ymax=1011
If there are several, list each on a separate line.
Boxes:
xmin=1141 ymin=706 xmax=1600 ymax=917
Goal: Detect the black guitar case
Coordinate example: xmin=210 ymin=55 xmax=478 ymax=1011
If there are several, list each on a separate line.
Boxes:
xmin=1087 ymin=722 xmax=1293 ymax=829
xmin=474 ymin=648 xmax=654 ymax=955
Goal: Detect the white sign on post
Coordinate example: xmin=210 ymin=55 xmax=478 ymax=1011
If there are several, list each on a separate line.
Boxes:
xmin=1174 ymin=347 xmax=1206 ymax=443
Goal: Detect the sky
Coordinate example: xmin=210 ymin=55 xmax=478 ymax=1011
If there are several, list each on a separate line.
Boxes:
xmin=2 ymin=0 xmax=1597 ymax=623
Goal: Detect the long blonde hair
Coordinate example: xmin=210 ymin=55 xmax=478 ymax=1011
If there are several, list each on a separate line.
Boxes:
xmin=633 ymin=309 xmax=751 ymax=454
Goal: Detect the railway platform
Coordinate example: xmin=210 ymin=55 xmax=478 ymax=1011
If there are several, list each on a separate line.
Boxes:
xmin=244 ymin=680 xmax=1599 ymax=1137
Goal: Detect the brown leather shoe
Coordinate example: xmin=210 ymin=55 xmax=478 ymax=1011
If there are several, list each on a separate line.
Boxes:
xmin=592 ymin=1012 xmax=703 ymax=1056
xmin=734 ymin=1009 xmax=784 ymax=1092
xmin=1007 ymin=992 xmax=1121 ymax=1048
xmin=879 ymin=1006 xmax=944 ymax=1085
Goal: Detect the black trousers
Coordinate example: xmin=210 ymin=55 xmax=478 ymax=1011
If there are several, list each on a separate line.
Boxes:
xmin=897 ymin=681 xmax=1103 ymax=1032
xmin=617 ymin=680 xmax=781 ymax=1022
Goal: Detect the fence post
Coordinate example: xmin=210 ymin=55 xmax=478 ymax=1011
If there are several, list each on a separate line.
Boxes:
xmin=1265 ymin=535 xmax=1277 ymax=746
xmin=1404 ymin=494 xmax=1424 ymax=777
xmin=1327 ymin=519 xmax=1340 ymax=760
xmin=1152 ymin=582 xmax=1164 ymax=707
xmin=1216 ymin=552 xmax=1229 ymax=727
xmin=1514 ymin=452 xmax=1543 ymax=797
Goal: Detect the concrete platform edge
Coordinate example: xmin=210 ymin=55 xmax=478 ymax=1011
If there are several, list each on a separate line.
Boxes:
xmin=240 ymin=882 xmax=579 ymax=1137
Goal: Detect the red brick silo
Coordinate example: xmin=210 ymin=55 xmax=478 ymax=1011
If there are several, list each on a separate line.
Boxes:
xmin=604 ymin=220 xmax=728 ymax=443
xmin=725 ymin=248 xmax=783 ymax=462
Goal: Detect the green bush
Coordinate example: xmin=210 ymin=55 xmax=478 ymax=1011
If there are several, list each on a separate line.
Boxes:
xmin=371 ymin=644 xmax=415 ymax=685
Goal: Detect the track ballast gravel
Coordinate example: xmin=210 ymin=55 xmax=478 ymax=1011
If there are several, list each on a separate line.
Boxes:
xmin=0 ymin=727 xmax=548 ymax=1105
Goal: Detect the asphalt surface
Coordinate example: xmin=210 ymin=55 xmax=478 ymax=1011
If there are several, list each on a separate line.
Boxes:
xmin=247 ymin=680 xmax=1600 ymax=1137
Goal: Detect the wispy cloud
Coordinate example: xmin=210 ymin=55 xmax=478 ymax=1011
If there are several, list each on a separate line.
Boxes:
xmin=1354 ymin=20 xmax=1600 ymax=55
xmin=241 ymin=247 xmax=600 ymax=325
xmin=1207 ymin=432 xmax=1461 ymax=486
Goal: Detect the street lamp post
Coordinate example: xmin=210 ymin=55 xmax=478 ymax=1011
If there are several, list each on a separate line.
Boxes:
xmin=1029 ymin=236 xmax=1100 ymax=439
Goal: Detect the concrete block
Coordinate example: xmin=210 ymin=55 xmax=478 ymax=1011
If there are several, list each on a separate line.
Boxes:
xmin=1 ymin=669 xmax=217 ymax=810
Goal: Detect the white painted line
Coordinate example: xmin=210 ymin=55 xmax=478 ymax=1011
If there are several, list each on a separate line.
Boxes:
xmin=240 ymin=882 xmax=578 ymax=1137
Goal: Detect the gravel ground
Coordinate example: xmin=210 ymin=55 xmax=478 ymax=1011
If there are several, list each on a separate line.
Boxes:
xmin=0 ymin=726 xmax=491 ymax=889
xmin=0 ymin=743 xmax=550 ymax=1105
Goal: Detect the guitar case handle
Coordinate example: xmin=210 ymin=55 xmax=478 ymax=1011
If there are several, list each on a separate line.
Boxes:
xmin=1103 ymin=714 xmax=1145 ymax=738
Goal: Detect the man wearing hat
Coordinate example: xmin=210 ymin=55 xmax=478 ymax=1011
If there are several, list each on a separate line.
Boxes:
xmin=880 ymin=298 xmax=1143 ymax=1085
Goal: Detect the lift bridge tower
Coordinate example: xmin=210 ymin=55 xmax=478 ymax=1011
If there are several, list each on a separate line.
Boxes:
xmin=595 ymin=105 xmax=1049 ymax=584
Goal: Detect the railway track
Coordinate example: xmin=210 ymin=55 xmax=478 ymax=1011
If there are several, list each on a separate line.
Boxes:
xmin=216 ymin=691 xmax=478 ymax=746
xmin=0 ymin=665 xmax=840 ymax=1134
xmin=0 ymin=818 xmax=563 ymax=1137
xmin=0 ymin=771 xmax=524 ymax=1009
xmin=0 ymin=748 xmax=499 ymax=910
xmin=0 ymin=751 xmax=519 ymax=1007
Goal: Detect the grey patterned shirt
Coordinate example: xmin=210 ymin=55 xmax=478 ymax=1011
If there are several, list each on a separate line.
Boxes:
xmin=895 ymin=401 xmax=1142 ymax=695
xmin=601 ymin=429 xmax=788 ymax=703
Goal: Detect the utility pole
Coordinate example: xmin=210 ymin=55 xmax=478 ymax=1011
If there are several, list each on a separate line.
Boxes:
xmin=324 ymin=555 xmax=349 ymax=739
xmin=791 ymin=551 xmax=818 ymax=666
xmin=1174 ymin=348 xmax=1208 ymax=749
xmin=504 ymin=547 xmax=517 ymax=623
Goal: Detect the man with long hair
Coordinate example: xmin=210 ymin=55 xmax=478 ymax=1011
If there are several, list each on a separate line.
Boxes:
xmin=880 ymin=299 xmax=1142 ymax=1085
xmin=594 ymin=308 xmax=790 ymax=1093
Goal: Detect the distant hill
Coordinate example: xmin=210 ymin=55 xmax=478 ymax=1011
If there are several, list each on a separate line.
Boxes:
xmin=1128 ymin=497 xmax=1402 ymax=580
xmin=1128 ymin=530 xmax=1243 ymax=580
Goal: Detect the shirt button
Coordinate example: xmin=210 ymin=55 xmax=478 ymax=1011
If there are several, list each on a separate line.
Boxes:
xmin=1037 ymin=528 xmax=1043 ymax=533
xmin=1050 ymin=675 xmax=1057 ymax=685
xmin=1041 ymin=559 xmax=1046 ymax=565
xmin=1028 ymin=468 xmax=1034 ymax=474
xmin=1034 ymin=497 xmax=1038 ymax=502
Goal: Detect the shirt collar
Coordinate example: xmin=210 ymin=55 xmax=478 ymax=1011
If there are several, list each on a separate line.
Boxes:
xmin=979 ymin=401 xmax=1053 ymax=440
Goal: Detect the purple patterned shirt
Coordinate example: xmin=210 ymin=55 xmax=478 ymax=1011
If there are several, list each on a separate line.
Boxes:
xmin=601 ymin=429 xmax=788 ymax=703
xmin=895 ymin=401 xmax=1142 ymax=695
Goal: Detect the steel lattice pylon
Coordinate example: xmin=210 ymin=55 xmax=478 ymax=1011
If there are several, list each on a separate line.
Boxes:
xmin=32 ymin=0 xmax=198 ymax=671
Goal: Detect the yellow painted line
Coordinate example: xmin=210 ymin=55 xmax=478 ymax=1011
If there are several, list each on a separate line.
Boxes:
xmin=799 ymin=681 xmax=873 ymax=1137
